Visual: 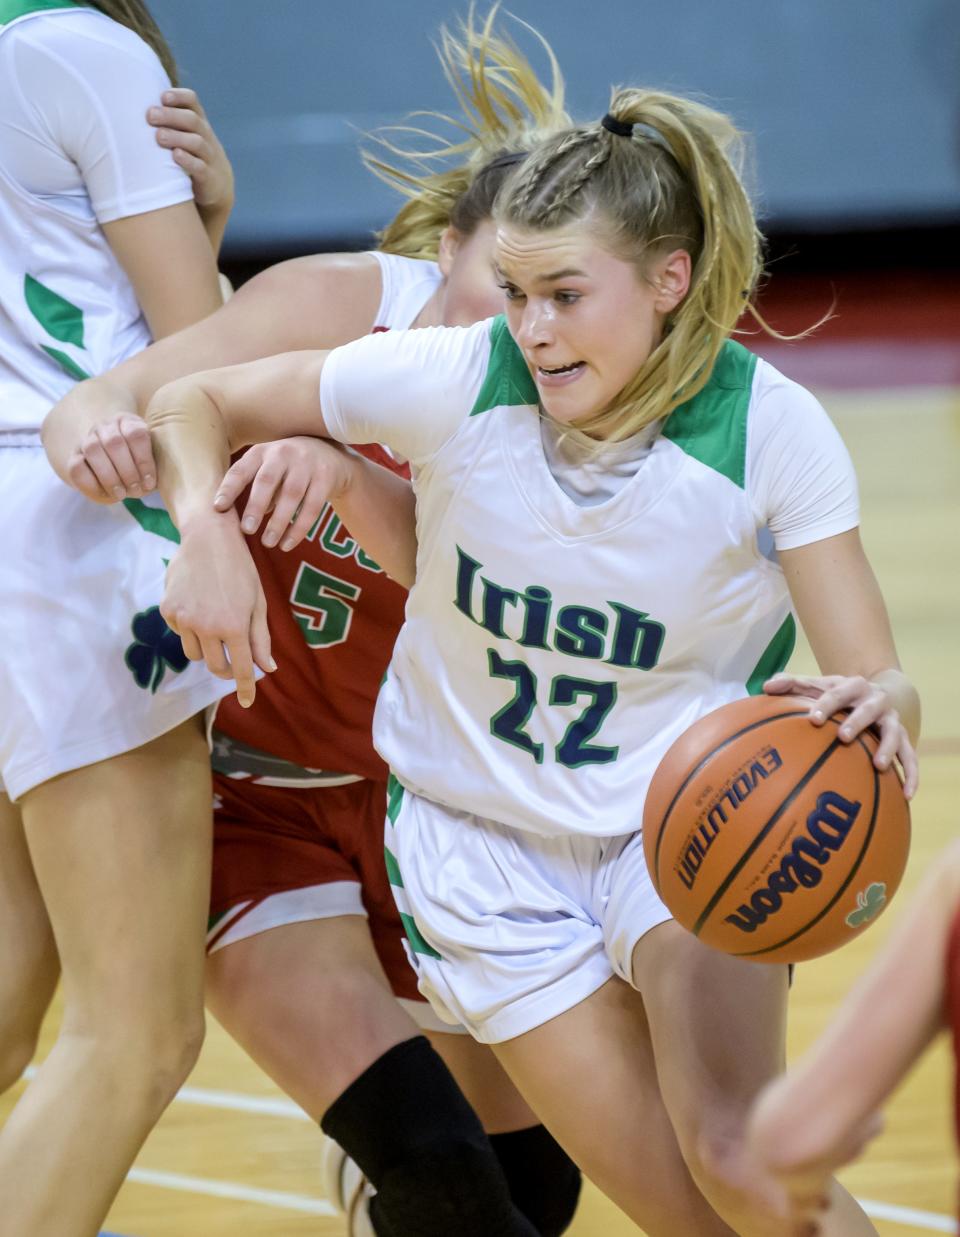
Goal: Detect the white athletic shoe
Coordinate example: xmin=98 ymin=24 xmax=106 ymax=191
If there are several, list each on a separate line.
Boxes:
xmin=320 ymin=1134 xmax=377 ymax=1237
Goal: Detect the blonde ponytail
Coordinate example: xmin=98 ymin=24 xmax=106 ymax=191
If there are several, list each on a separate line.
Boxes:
xmin=364 ymin=5 xmax=570 ymax=260
xmin=497 ymin=87 xmax=770 ymax=441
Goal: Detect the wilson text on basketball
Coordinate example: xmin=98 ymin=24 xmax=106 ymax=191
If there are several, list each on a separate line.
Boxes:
xmin=723 ymin=790 xmax=862 ymax=934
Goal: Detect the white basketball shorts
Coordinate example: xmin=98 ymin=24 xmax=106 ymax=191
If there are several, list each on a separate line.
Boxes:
xmin=384 ymin=779 xmax=672 ymax=1043
xmin=0 ymin=446 xmax=235 ymax=800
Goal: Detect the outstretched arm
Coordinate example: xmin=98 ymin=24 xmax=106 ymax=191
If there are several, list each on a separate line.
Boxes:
xmin=145 ymin=351 xmax=419 ymax=700
xmin=41 ymin=253 xmax=381 ymax=495
xmin=769 ymin=529 xmax=921 ymax=796
xmin=747 ymin=844 xmax=960 ymax=1223
xmin=141 ymin=353 xmax=329 ymax=707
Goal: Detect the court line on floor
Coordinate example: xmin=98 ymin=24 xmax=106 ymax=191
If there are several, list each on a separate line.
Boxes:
xmin=25 ymin=1075 xmax=957 ymax=1230
xmin=126 ymin=1167 xmax=336 ymax=1216
xmin=859 ymin=1198 xmax=955 ymax=1233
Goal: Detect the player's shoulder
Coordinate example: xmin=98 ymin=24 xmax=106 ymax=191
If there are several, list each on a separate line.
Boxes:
xmin=239 ymin=252 xmax=383 ymax=349
xmin=6 ymin=7 xmax=153 ymax=59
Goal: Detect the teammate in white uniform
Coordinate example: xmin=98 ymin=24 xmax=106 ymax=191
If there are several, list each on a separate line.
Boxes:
xmin=44 ymin=15 xmax=581 ymax=1236
xmin=0 ymin=3 xmax=233 ymax=1233
xmin=65 ymin=80 xmax=921 ymax=1237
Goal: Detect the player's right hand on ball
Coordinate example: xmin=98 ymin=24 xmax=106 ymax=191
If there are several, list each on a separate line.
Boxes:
xmin=214 ymin=437 xmax=353 ymax=553
xmin=66 ymin=413 xmax=157 ymax=504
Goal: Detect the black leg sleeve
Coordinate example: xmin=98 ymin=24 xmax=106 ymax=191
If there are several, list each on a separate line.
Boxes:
xmin=490 ymin=1125 xmax=583 ymax=1236
xmin=321 ymin=1036 xmax=538 ymax=1237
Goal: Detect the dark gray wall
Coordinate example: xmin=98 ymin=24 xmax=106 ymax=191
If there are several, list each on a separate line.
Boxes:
xmin=154 ymin=0 xmax=960 ymax=253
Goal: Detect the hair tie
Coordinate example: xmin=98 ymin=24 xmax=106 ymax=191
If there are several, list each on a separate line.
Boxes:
xmin=601 ymin=113 xmax=634 ymax=139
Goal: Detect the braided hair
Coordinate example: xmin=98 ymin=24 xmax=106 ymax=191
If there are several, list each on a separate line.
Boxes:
xmin=496 ymin=88 xmax=766 ymax=442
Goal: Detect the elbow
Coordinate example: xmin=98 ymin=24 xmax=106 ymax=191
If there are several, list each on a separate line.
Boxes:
xmin=143 ymin=377 xmax=194 ymax=431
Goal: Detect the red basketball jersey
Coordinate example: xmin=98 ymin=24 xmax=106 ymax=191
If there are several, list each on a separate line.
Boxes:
xmin=214 ymin=441 xmax=408 ymax=781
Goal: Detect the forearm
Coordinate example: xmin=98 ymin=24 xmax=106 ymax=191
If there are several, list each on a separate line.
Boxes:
xmin=198 ymin=198 xmax=231 ymax=257
xmin=145 ymin=378 xmax=231 ymax=532
xmin=333 ymin=453 xmax=418 ymax=587
xmin=751 ymin=856 xmax=955 ymax=1175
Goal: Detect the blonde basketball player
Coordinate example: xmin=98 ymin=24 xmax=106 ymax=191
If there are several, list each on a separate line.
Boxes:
xmin=57 ymin=73 xmax=920 ymax=1237
xmin=0 ymin=2 xmax=237 ymax=1233
xmin=42 ymin=13 xmax=583 ymax=1235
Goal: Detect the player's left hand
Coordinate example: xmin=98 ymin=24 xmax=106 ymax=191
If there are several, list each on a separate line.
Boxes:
xmin=148 ymin=88 xmax=234 ymax=214
xmin=213 ymin=437 xmax=355 ymax=552
xmin=66 ymin=412 xmax=156 ymax=503
xmin=763 ymin=673 xmax=918 ymax=798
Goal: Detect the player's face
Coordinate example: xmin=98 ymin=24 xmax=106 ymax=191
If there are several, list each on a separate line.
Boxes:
xmin=437 ymin=220 xmax=505 ymax=327
xmin=495 ymin=220 xmax=689 ymax=435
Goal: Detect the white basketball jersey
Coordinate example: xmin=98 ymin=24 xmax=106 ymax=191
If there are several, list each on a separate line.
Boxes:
xmin=321 ymin=317 xmax=858 ymax=839
xmin=0 ymin=1 xmax=191 ymax=434
xmin=369 ymin=251 xmax=442 ymax=330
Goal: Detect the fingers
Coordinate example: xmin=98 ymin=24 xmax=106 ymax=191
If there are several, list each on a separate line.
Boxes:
xmin=259 ymin=468 xmax=309 ymax=547
xmin=214 ymin=450 xmax=262 ymax=515
xmin=281 ymin=476 xmax=330 ymax=550
xmin=147 ymin=93 xmax=206 ymax=137
xmin=66 ymin=451 xmax=111 ymax=502
xmin=158 ymin=87 xmax=205 ymax=116
xmin=239 ymin=459 xmax=291 ymax=538
xmin=72 ymin=415 xmax=156 ymax=500
xmin=249 ymin=586 xmax=276 ymax=677
xmin=898 ymin=735 xmax=920 ymax=799
xmin=764 ymin=673 xmax=831 ymax=706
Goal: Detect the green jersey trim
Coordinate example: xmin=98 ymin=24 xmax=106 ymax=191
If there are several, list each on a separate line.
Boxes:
xmin=470 ymin=316 xmax=537 ymax=417
xmin=41 ymin=345 xmax=89 ymax=382
xmin=0 ymin=0 xmax=88 ymax=26
xmin=122 ymin=497 xmax=181 ymax=545
xmin=745 ymin=613 xmax=797 ymax=695
xmin=662 ymin=340 xmax=758 ymax=489
xmin=25 ymin=275 xmax=85 ymax=347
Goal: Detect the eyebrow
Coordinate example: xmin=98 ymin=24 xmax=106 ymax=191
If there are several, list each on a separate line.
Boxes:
xmin=494 ymin=265 xmax=588 ymax=284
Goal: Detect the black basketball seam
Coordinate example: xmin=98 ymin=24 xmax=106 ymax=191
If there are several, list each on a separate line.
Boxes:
xmin=691 ymin=734 xmax=844 ymax=936
xmin=649 ymin=707 xmax=813 ymax=890
xmin=732 ymin=740 xmax=881 ymax=956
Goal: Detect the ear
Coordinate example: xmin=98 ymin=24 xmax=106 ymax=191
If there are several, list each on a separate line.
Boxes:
xmin=652 ymin=248 xmax=692 ymax=313
xmin=436 ymin=226 xmax=462 ymax=278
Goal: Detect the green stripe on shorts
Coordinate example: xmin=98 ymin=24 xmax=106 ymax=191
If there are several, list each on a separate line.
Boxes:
xmin=386 ymin=772 xmax=404 ymax=825
xmin=383 ymin=845 xmax=404 ymax=889
xmin=400 ymin=912 xmax=442 ymax=960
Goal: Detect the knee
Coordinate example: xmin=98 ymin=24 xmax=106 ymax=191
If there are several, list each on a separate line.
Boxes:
xmin=686 ymin=1119 xmax=775 ymax=1230
xmin=490 ymin=1126 xmax=582 ymax=1235
xmin=127 ymin=1011 xmax=206 ymax=1107
xmin=64 ymin=1004 xmax=206 ymax=1114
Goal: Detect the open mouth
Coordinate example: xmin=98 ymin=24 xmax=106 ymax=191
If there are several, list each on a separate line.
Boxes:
xmin=537 ymin=361 xmax=585 ymax=378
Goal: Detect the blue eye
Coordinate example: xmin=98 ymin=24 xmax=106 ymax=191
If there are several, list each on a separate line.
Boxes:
xmin=497 ymin=282 xmax=525 ymax=302
xmin=556 ymin=292 xmax=580 ymax=305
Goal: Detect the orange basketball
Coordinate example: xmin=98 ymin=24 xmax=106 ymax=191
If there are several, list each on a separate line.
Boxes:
xmin=642 ymin=693 xmax=911 ymax=964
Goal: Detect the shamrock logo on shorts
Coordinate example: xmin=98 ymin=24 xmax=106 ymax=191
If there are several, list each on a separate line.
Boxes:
xmin=124 ymin=606 xmax=189 ymax=693
xmin=844 ymin=882 xmax=887 ymax=929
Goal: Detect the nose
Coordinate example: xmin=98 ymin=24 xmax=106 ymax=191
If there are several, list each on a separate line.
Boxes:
xmin=516 ymin=298 xmax=555 ymax=351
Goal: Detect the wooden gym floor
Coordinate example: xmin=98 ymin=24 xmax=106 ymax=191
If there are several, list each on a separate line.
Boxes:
xmin=4 ymin=331 xmax=959 ymax=1234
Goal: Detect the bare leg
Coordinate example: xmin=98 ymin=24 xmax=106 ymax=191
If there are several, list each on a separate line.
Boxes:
xmin=429 ymin=1030 xmax=539 ymax=1134
xmin=0 ymin=719 xmax=212 ymax=1237
xmin=205 ymin=915 xmax=421 ymax=1119
xmin=633 ymin=920 xmax=877 ymax=1236
xmin=0 ymin=793 xmax=59 ymax=1090
xmin=493 ymin=976 xmax=737 ymax=1236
